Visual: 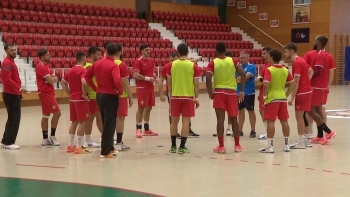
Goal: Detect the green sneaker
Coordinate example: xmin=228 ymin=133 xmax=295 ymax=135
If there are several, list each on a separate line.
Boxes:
xmin=169 ymin=146 xmax=177 ymax=153
xmin=178 ymin=147 xmax=190 ymax=154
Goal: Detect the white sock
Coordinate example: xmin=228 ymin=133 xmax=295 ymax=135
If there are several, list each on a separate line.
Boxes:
xmin=227 ymin=124 xmax=232 ymax=131
xmin=85 ymin=135 xmax=91 ymax=143
xmin=77 ymin=136 xmax=84 ymax=147
xmin=69 ymin=134 xmax=75 ymax=146
xmin=309 ymin=123 xmax=314 ymax=134
xmin=263 ymin=122 xmax=267 ymax=133
xmin=267 ymin=138 xmax=274 ymax=147
xmin=298 ymin=135 xmax=304 ymax=145
xmin=284 ymin=137 xmax=289 ymax=146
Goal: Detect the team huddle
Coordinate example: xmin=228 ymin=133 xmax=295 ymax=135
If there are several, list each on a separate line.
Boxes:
xmin=0 ymin=35 xmax=336 ymax=158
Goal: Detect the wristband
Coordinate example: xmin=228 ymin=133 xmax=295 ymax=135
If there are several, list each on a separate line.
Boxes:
xmin=144 ymin=77 xmax=151 ymax=81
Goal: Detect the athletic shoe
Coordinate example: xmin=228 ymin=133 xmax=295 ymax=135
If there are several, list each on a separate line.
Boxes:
xmin=188 ymin=130 xmax=200 ymax=138
xmin=74 ymin=146 xmax=92 ymax=154
xmin=283 ymin=146 xmax=291 ymax=152
xmin=115 ymin=143 xmax=130 ymax=151
xmin=178 ymin=147 xmax=190 ymax=154
xmin=41 ymin=139 xmax=51 ymax=146
xmin=305 ymin=139 xmax=313 ymax=148
xmin=113 ymin=136 xmax=117 ymax=141
xmin=258 ymin=133 xmax=267 ymax=140
xmin=259 ymin=147 xmax=274 ymax=153
xmin=176 ymin=133 xmax=181 ymax=139
xmin=249 ymin=131 xmax=256 ymax=138
xmin=100 ymin=153 xmax=116 ymax=158
xmin=110 ymin=150 xmax=119 ymax=157
xmin=226 ymin=129 xmax=233 ymax=136
xmin=48 ymin=136 xmax=60 ymax=146
xmin=321 ymin=131 xmax=337 ymax=145
xmin=213 ymin=146 xmax=226 ymax=154
xmin=213 ymin=132 xmax=218 ymax=137
xmin=136 ymin=129 xmax=142 ymax=138
xmin=311 ymin=137 xmax=324 ymax=144
xmin=234 ymin=145 xmax=243 ymax=152
xmin=67 ymin=146 xmax=76 ymax=153
xmin=143 ymin=130 xmax=158 ymax=136
xmin=3 ymin=144 xmax=20 ymax=150
xmin=83 ymin=141 xmax=100 ymax=148
xmin=239 ymin=131 xmax=244 ymax=136
xmin=289 ymin=143 xmax=305 ymax=149
xmin=308 ymin=133 xmax=315 ymax=139
xmin=169 ymin=146 xmax=177 ymax=153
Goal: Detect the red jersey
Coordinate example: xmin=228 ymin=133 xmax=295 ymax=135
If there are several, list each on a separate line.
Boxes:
xmin=161 ymin=63 xmax=171 ymax=92
xmin=259 ymin=62 xmax=271 ymax=95
xmin=310 ymin=50 xmax=334 ymax=89
xmin=63 ymin=65 xmax=86 ymax=101
xmin=133 ymin=57 xmax=155 ymax=89
xmin=1 ymin=56 xmax=22 ymax=95
xmin=292 ymin=56 xmax=312 ymax=95
xmin=36 ymin=61 xmax=55 ymax=95
xmin=303 ymin=50 xmax=317 ymax=66
xmin=119 ymin=62 xmax=129 ymax=80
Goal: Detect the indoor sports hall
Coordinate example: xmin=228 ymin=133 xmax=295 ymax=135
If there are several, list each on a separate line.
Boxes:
xmin=0 ymin=0 xmax=350 ymax=197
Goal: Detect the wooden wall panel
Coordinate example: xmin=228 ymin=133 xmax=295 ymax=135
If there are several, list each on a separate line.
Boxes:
xmin=47 ymin=0 xmax=136 ymax=9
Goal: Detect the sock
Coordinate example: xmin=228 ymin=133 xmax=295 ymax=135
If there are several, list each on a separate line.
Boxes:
xmin=77 ymin=136 xmax=84 ymax=147
xmin=50 ymin=128 xmax=56 ymax=136
xmin=136 ymin=123 xmax=142 ymax=130
xmin=321 ymin=123 xmax=331 ymax=133
xmin=298 ymin=135 xmax=304 ymax=145
xmin=171 ymin=135 xmax=177 ymax=147
xmin=263 ymin=122 xmax=267 ymax=132
xmin=144 ymin=122 xmax=149 ymax=131
xmin=42 ymin=131 xmax=48 ymax=139
xmin=234 ymin=136 xmax=240 ymax=146
xmin=227 ymin=124 xmax=232 ymax=131
xmin=267 ymin=138 xmax=274 ymax=147
xmin=85 ymin=135 xmax=91 ymax=143
xmin=305 ymin=134 xmax=310 ymax=139
xmin=317 ymin=125 xmax=324 ymax=138
xmin=180 ymin=137 xmax=187 ymax=148
xmin=284 ymin=137 xmax=289 ymax=146
xmin=69 ymin=134 xmax=75 ymax=146
xmin=218 ymin=136 xmax=224 ymax=147
xmin=309 ymin=123 xmax=314 ymax=134
xmin=116 ymin=132 xmax=123 ymax=144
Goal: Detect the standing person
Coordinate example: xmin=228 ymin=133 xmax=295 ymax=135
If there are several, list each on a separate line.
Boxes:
xmin=308 ymin=36 xmax=336 ymax=145
xmin=236 ymin=51 xmax=257 ymax=138
xmin=167 ymin=43 xmax=200 ymax=154
xmin=114 ymin=44 xmax=133 ymax=151
xmin=1 ymin=44 xmax=30 ymax=150
xmin=259 ymin=49 xmax=295 ymax=153
xmin=83 ymin=46 xmax=102 ymax=148
xmin=206 ymin=42 xmax=246 ymax=154
xmin=133 ymin=44 xmax=158 ymax=138
xmin=61 ymin=52 xmax=91 ymax=154
xmin=284 ymin=42 xmax=314 ymax=149
xmin=255 ymin=47 xmax=271 ymax=140
xmin=36 ymin=48 xmax=61 ymax=146
xmin=85 ymin=43 xmax=123 ymax=158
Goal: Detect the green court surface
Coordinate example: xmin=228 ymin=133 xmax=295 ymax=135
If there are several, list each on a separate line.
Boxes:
xmin=0 ymin=177 xmax=161 ymax=197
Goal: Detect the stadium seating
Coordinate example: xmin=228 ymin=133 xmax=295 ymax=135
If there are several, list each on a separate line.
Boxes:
xmin=164 ymin=20 xmax=231 ymax=32
xmin=153 ymin=11 xmax=221 ymax=23
xmin=176 ymin=30 xmax=242 ymax=41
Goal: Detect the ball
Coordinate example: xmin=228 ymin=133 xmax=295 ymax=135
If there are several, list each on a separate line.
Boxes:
xmin=256 ymin=76 xmax=263 ymax=86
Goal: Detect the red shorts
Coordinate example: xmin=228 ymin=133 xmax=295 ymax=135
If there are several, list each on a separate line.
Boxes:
xmin=258 ymin=95 xmax=265 ymax=110
xmin=136 ymin=88 xmax=155 ymax=107
xmin=88 ymin=99 xmax=100 ymax=114
xmin=171 ymin=98 xmax=195 ymax=117
xmin=118 ymin=97 xmax=128 ymax=117
xmin=213 ymin=93 xmax=238 ymax=117
xmin=38 ymin=92 xmax=60 ymax=115
xmin=311 ymin=89 xmax=325 ymax=106
xmin=295 ymin=93 xmax=312 ymax=111
xmin=323 ymin=88 xmax=329 ymax=106
xmin=69 ymin=101 xmax=89 ymax=121
xmin=264 ymin=102 xmax=289 ymax=121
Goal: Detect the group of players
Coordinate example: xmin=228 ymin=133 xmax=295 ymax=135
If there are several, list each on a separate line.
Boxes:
xmin=0 ymin=34 xmax=336 ymax=157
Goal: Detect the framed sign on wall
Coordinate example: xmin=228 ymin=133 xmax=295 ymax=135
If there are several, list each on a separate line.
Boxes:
xmin=293 ymin=0 xmax=311 ymax=6
xmin=292 ymin=6 xmax=310 ymax=24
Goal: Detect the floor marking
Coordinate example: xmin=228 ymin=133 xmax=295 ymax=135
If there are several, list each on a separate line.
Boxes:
xmin=209 ymin=157 xmax=218 ymax=159
xmin=16 ymin=164 xmax=65 ymax=169
xmin=323 ymin=170 xmax=333 ymax=173
xmin=305 ymin=168 xmax=315 ymax=170
xmin=136 ymin=152 xmax=143 ymax=154
xmin=225 ymin=158 xmax=233 ymax=160
xmin=289 ymin=166 xmax=298 ymax=168
xmin=256 ymin=162 xmax=264 ymax=164
xmin=194 ymin=156 xmax=202 ymax=158
xmin=150 ymin=153 xmax=157 ymax=155
xmin=273 ymin=164 xmax=281 ymax=166
xmin=240 ymin=160 xmax=249 ymax=162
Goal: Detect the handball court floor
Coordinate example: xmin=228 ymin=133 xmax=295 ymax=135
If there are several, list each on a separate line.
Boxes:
xmin=0 ymin=85 xmax=350 ymax=197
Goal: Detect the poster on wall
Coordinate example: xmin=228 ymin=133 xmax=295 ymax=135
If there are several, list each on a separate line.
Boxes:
xmin=292 ymin=6 xmax=310 ymax=23
xmin=237 ymin=1 xmax=246 ymax=9
xmin=270 ymin=20 xmax=279 ymax=28
xmin=227 ymin=0 xmax=235 ymax=6
xmin=259 ymin=13 xmax=268 ymax=20
xmin=293 ymin=0 xmax=311 ymax=6
xmin=291 ymin=28 xmax=310 ymax=43
xmin=249 ymin=6 xmax=257 ymax=13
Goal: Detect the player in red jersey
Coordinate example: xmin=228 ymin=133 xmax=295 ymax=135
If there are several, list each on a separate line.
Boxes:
xmin=307 ymin=36 xmax=336 ymax=145
xmin=255 ymin=47 xmax=271 ymax=140
xmin=284 ymin=43 xmax=314 ymax=149
xmin=36 ymin=48 xmax=61 ymax=146
xmin=133 ymin=44 xmax=158 ymax=138
xmin=61 ymin=52 xmax=92 ymax=154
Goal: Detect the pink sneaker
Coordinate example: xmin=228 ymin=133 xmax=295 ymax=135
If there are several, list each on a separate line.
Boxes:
xmin=67 ymin=146 xmax=76 ymax=153
xmin=213 ymin=146 xmax=226 ymax=154
xmin=143 ymin=130 xmax=158 ymax=136
xmin=136 ymin=130 xmax=142 ymax=138
xmin=321 ymin=131 xmax=337 ymax=145
xmin=234 ymin=145 xmax=243 ymax=152
xmin=311 ymin=137 xmax=324 ymax=144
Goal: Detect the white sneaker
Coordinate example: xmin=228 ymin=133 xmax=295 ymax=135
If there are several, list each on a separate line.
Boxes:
xmin=83 ymin=141 xmax=101 ymax=148
xmin=258 ymin=133 xmax=267 ymax=140
xmin=226 ymin=129 xmax=233 ymax=136
xmin=113 ymin=136 xmax=117 ymax=141
xmin=283 ymin=146 xmax=291 ymax=152
xmin=259 ymin=147 xmax=274 ymax=153
xmin=4 ymin=144 xmax=20 ymax=150
xmin=289 ymin=143 xmax=305 ymax=149
xmin=115 ymin=143 xmax=130 ymax=151
xmin=305 ymin=139 xmax=313 ymax=148
xmin=308 ymin=133 xmax=315 ymax=139
xmin=48 ymin=136 xmax=60 ymax=146
xmin=41 ymin=139 xmax=52 ymax=146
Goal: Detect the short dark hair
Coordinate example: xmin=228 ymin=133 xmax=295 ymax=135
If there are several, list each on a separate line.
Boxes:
xmin=88 ymin=46 xmax=102 ymax=56
xmin=316 ymin=36 xmax=328 ymax=48
xmin=262 ymin=47 xmax=272 ymax=52
xmin=284 ymin=42 xmax=298 ymax=52
xmin=106 ymin=43 xmax=118 ymax=56
xmin=177 ymin=43 xmax=189 ymax=56
xmin=216 ymin=42 xmax=226 ymax=54
xmin=169 ymin=52 xmax=178 ymax=58
xmin=269 ymin=49 xmax=282 ymax=63
xmin=115 ymin=43 xmax=123 ymax=53
xmin=4 ymin=44 xmax=14 ymax=51
xmin=104 ymin=41 xmax=112 ymax=49
xmin=75 ymin=51 xmax=86 ymax=62
xmin=38 ymin=48 xmax=49 ymax=58
xmin=225 ymin=51 xmax=233 ymax=57
xmin=140 ymin=44 xmax=149 ymax=51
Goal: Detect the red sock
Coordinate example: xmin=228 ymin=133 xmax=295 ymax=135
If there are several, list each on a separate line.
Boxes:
xmin=234 ymin=136 xmax=240 ymax=145
xmin=218 ymin=136 xmax=224 ymax=147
